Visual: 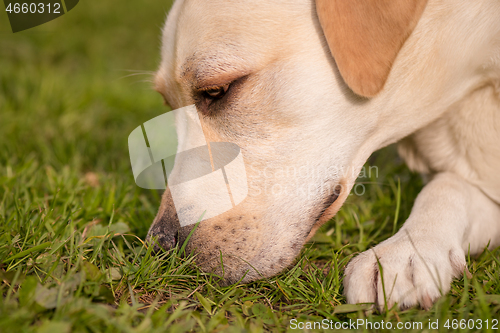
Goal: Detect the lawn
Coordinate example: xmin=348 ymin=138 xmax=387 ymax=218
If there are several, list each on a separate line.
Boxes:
xmin=1 ymin=1 xmax=499 ymax=332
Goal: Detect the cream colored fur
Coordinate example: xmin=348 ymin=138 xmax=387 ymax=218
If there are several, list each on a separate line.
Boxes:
xmin=149 ymin=0 xmax=500 ymax=310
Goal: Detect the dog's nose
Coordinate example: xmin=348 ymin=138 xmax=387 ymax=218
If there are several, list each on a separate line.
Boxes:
xmin=148 ymin=231 xmax=178 ymax=253
xmin=146 ymin=189 xmax=181 ymax=254
xmin=147 ymin=219 xmax=180 ymax=253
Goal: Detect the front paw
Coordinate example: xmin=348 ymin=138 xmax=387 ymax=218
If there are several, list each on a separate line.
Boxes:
xmin=343 ymin=232 xmax=469 ymax=310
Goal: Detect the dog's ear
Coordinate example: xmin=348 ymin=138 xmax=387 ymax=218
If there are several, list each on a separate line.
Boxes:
xmin=316 ymin=0 xmax=427 ymax=97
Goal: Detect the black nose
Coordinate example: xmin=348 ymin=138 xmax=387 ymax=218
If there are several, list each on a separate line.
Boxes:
xmin=146 ymin=213 xmax=180 ymax=253
xmin=146 ymin=190 xmax=181 ymax=254
xmin=148 ymin=232 xmax=178 ymax=254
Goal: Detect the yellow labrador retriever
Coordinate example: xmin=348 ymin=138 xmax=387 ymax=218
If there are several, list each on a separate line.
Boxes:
xmin=147 ymin=0 xmax=500 ymax=310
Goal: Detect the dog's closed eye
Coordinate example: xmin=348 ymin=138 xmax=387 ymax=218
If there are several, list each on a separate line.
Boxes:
xmin=202 ymin=84 xmax=229 ymax=100
xmin=195 ymin=80 xmax=237 ymax=116
xmin=194 ymin=75 xmax=248 ymax=116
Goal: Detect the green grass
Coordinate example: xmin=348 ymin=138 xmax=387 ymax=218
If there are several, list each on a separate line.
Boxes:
xmin=1 ymin=2 xmax=500 ymax=332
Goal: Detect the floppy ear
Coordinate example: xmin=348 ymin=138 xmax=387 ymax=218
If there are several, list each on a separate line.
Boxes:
xmin=315 ymin=0 xmax=428 ymax=97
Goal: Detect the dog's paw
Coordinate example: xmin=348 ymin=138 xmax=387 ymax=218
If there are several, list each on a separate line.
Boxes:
xmin=343 ymin=232 xmax=470 ymax=310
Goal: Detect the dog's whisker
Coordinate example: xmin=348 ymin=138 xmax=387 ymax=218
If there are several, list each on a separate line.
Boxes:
xmin=118 ymin=73 xmax=155 ymax=81
xmin=129 ymin=79 xmax=155 ymax=84
xmin=120 ymin=69 xmax=156 ymax=74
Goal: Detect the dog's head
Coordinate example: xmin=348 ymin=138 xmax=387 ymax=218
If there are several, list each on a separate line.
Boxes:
xmin=147 ymin=0 xmax=427 ymax=283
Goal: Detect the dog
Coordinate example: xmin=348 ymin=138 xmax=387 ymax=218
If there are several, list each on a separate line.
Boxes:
xmin=146 ymin=0 xmax=500 ymax=310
